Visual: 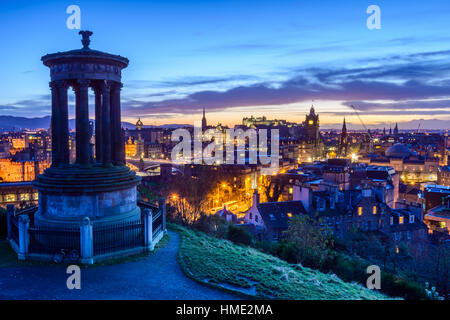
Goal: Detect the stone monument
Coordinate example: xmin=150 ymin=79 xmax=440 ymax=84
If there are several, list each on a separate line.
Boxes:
xmin=33 ymin=31 xmax=141 ymax=229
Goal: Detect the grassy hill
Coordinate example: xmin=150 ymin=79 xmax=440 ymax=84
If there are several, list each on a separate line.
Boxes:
xmin=171 ymin=223 xmax=394 ymax=300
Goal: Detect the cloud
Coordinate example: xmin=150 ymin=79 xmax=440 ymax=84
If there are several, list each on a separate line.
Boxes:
xmin=120 ymin=48 xmax=450 ymax=120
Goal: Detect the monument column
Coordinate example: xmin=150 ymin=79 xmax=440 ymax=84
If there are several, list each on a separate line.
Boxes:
xmin=110 ymin=82 xmax=123 ymax=165
xmin=55 ymin=80 xmax=69 ymax=165
xmin=93 ymin=86 xmax=103 ymax=163
xmin=76 ymin=79 xmax=91 ymax=166
xmin=101 ymin=81 xmax=112 ymax=167
xmin=49 ymin=81 xmax=60 ymax=167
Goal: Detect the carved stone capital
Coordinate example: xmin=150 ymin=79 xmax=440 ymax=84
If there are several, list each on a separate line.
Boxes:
xmin=77 ymin=79 xmax=91 ymax=88
xmin=52 ymin=80 xmax=69 ymax=89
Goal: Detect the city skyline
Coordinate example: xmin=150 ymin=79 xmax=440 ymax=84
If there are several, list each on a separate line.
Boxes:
xmin=1 ymin=0 xmax=450 ymax=129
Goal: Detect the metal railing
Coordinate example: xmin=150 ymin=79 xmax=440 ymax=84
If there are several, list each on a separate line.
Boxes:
xmin=93 ymin=219 xmax=145 ymax=256
xmin=28 ymin=226 xmax=81 ymax=255
xmin=152 ymin=209 xmax=163 ymax=239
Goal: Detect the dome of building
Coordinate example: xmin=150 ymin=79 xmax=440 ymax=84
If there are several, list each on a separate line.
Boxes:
xmin=385 ymin=143 xmax=412 ymax=158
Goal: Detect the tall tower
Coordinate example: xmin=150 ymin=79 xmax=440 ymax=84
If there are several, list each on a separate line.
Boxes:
xmin=304 ymin=105 xmax=320 ymax=143
xmin=394 ymin=123 xmax=399 ymax=136
xmin=201 ymin=107 xmax=207 ymax=129
xmin=339 ymin=117 xmax=348 ymax=157
xmin=136 ymin=118 xmax=144 ymax=159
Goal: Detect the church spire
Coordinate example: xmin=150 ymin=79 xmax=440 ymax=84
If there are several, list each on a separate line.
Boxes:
xmin=339 ymin=117 xmax=348 ymax=157
xmin=201 ymin=107 xmax=207 ymax=129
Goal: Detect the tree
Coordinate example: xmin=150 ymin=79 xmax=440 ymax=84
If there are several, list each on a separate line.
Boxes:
xmin=286 ymin=215 xmax=334 ymax=268
xmin=262 ymin=174 xmax=289 ymax=202
xmin=170 ymin=167 xmax=219 ymax=225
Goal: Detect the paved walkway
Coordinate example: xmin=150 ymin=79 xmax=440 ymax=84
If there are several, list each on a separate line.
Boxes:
xmin=0 ymin=231 xmax=238 ymax=300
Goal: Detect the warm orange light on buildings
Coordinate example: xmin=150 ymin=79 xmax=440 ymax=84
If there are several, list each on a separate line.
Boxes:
xmin=0 ymin=159 xmax=49 ymax=182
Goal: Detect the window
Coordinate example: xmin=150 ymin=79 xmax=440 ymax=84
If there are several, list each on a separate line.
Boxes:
xmin=20 ymin=193 xmax=30 ymax=201
xmin=409 ymin=215 xmax=415 ymax=223
xmin=249 ymin=213 xmax=253 ymax=220
xmin=289 ymin=187 xmax=293 ymax=194
xmin=255 ymin=215 xmax=258 ymax=222
xmin=5 ymin=194 xmax=16 ymax=202
xmin=399 ymin=216 xmax=404 ymax=224
xmin=390 ymin=217 xmax=393 ymax=225
xmin=287 ymin=212 xmax=293 ymax=218
xmin=358 ymin=207 xmax=363 ymax=216
xmin=372 ymin=206 xmax=377 ymax=215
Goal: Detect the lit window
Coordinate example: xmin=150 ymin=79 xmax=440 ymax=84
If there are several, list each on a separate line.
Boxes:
xmin=20 ymin=193 xmax=30 ymax=201
xmin=358 ymin=207 xmax=363 ymax=216
xmin=289 ymin=187 xmax=293 ymax=194
xmin=372 ymin=206 xmax=377 ymax=214
xmin=308 ymin=120 xmax=314 ymax=125
xmin=399 ymin=216 xmax=404 ymax=224
xmin=287 ymin=212 xmax=293 ymax=218
xmin=5 ymin=194 xmax=16 ymax=202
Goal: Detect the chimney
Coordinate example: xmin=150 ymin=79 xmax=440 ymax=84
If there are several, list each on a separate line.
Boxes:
xmin=252 ymin=190 xmax=260 ymax=207
xmin=293 ymin=185 xmax=311 ymax=211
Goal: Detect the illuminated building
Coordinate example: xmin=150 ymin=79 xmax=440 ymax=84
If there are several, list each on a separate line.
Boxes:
xmin=438 ymin=166 xmax=450 ymax=186
xmin=0 ymin=182 xmax=38 ymax=208
xmin=424 ymin=196 xmax=450 ymax=238
xmin=0 ymin=159 xmax=49 ymax=182
xmin=360 ymin=143 xmax=439 ymax=184
xmin=125 ymin=136 xmax=137 ymax=157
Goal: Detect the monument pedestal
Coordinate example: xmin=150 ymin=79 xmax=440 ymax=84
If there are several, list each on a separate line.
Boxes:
xmin=33 ymin=165 xmax=141 ymax=229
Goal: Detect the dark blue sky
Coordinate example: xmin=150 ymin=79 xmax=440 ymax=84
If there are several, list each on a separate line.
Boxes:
xmin=1 ymin=0 xmax=450 ymax=129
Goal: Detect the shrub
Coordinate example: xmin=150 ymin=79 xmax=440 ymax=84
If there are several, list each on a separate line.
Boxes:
xmin=381 ymin=272 xmax=428 ymax=300
xmin=271 ymin=241 xmax=299 ymax=264
xmin=192 ymin=213 xmax=228 ymax=238
xmin=227 ymin=225 xmax=252 ymax=246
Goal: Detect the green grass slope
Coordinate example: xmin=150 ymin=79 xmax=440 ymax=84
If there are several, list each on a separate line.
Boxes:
xmin=171 ymin=224 xmax=394 ymax=300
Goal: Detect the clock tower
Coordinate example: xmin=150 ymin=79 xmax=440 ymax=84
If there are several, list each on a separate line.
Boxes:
xmin=304 ymin=105 xmax=320 ymax=143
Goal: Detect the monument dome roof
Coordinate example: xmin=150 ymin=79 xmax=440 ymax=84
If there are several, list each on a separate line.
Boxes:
xmin=385 ymin=143 xmax=412 ymax=158
xmin=41 ymin=31 xmax=129 ymax=68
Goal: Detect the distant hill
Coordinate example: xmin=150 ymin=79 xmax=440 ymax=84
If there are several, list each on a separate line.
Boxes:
xmin=0 ymin=115 xmax=190 ymax=131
